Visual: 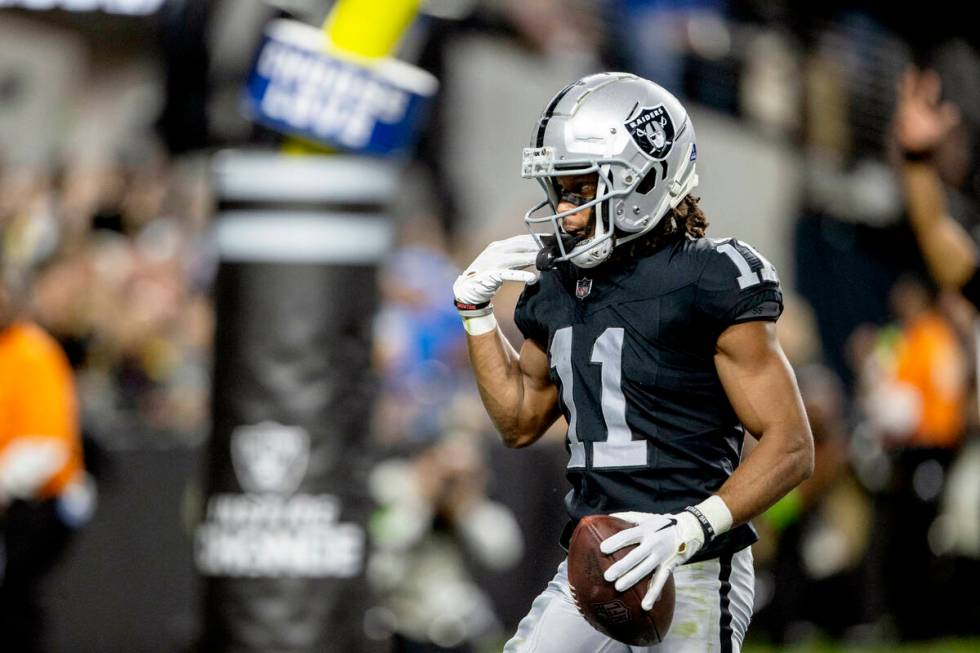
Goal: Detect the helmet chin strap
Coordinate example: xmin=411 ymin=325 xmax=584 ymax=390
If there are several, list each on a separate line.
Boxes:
xmin=667 ymin=145 xmax=699 ymax=208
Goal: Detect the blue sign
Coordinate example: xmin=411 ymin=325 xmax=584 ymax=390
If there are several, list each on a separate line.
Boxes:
xmin=244 ymin=20 xmax=439 ymax=157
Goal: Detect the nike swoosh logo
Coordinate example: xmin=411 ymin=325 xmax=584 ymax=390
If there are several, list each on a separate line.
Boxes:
xmin=655 ymin=518 xmax=677 ymax=533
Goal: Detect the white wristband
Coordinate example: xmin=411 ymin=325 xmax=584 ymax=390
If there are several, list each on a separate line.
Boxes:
xmin=686 ymin=495 xmax=733 ymax=542
xmin=699 ymin=495 xmax=734 ymax=536
xmin=462 ymin=312 xmax=498 ymax=336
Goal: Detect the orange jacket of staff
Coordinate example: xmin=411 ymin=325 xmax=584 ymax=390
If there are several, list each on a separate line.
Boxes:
xmin=0 ymin=321 xmax=84 ymax=498
xmin=895 ymin=312 xmax=966 ymax=449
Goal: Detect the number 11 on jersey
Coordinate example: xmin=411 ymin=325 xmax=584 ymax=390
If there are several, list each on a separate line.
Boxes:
xmin=550 ymin=326 xmax=648 ymax=470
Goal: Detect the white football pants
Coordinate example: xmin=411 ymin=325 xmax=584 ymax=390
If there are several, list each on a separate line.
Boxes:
xmin=503 ymin=547 xmax=754 ymax=653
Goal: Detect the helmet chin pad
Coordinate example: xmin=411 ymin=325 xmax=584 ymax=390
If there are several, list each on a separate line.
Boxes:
xmin=569 ymin=239 xmax=614 ymax=268
xmin=567 ymin=193 xmax=614 ymax=268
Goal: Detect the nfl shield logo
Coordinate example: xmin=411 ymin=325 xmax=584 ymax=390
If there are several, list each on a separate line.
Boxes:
xmin=625 ymin=104 xmax=675 ymax=160
xmin=576 ymin=278 xmax=592 ymax=299
xmin=594 ymin=599 xmax=632 ymax=625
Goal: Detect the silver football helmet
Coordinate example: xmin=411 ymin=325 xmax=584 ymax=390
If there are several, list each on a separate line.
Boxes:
xmin=522 ymin=73 xmax=699 ymax=268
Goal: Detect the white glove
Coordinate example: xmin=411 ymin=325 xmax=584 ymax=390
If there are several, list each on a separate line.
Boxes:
xmin=0 ymin=439 xmax=69 ymax=503
xmin=600 ymin=510 xmax=705 ymax=610
xmin=453 ymin=235 xmax=540 ymax=314
xmin=601 ymin=496 xmax=733 ymax=610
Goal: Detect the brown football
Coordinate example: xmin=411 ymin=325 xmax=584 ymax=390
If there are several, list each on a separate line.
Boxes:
xmin=567 ymin=514 xmax=675 ymax=646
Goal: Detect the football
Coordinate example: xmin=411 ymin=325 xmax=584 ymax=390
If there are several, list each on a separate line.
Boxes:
xmin=567 ymin=514 xmax=675 ymax=646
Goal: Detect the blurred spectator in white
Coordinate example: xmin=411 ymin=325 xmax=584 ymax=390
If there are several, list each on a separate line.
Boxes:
xmin=794 ymin=12 xmax=914 ymax=387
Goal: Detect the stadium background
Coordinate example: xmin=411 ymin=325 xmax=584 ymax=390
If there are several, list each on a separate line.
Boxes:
xmin=1 ymin=0 xmax=980 ymax=651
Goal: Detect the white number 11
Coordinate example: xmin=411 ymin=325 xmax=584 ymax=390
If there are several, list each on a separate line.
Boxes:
xmin=550 ymin=326 xmax=647 ymax=470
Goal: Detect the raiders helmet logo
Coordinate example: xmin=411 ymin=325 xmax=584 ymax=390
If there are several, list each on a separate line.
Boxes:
xmin=231 ymin=421 xmax=310 ymax=495
xmin=625 ymin=104 xmax=675 ymax=160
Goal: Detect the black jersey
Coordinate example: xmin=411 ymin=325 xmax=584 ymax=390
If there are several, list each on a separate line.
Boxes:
xmin=514 ymin=235 xmax=783 ymax=562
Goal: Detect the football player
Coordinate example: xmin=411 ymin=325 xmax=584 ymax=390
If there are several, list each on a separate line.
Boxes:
xmin=453 ymin=73 xmax=813 ymax=652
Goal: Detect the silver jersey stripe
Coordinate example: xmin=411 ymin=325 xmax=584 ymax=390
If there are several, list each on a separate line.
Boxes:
xmin=214 ymin=212 xmax=392 ymax=264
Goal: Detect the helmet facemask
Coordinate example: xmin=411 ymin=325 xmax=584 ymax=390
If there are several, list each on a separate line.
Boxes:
xmin=523 ymin=149 xmax=645 ymax=269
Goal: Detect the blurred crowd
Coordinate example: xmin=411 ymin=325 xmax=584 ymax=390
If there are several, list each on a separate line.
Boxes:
xmin=2 ymin=1 xmax=980 ymax=652
xmin=0 ymin=156 xmax=213 ymax=444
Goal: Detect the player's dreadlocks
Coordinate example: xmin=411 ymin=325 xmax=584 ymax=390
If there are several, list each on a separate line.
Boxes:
xmin=662 ymin=195 xmax=709 ymax=240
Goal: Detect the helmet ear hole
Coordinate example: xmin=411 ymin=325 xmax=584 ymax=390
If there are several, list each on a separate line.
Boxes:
xmin=636 ymin=168 xmax=659 ymax=195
